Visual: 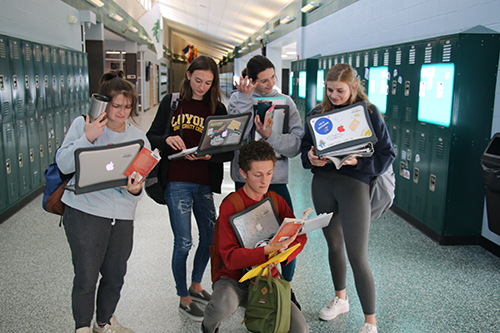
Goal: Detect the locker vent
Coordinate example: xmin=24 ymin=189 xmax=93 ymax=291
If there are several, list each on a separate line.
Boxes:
xmin=405 ymin=107 xmax=413 ymax=122
xmin=348 ymin=55 xmax=352 ymax=66
xmin=11 ymin=42 xmax=19 ymax=60
xmin=409 ymin=47 xmax=416 ymax=65
xmin=6 ymin=126 xmax=12 ymax=143
xmin=392 ymin=105 xmax=399 ymax=120
xmin=28 ymin=102 xmax=34 ymax=115
xmin=38 ymin=97 xmax=44 ymax=110
xmin=43 ymin=47 xmax=49 ymax=62
xmin=18 ymin=122 xmax=25 ymax=138
xmin=419 ymin=135 xmax=427 ymax=153
xmin=84 ymin=56 xmax=87 ymax=67
xmin=16 ymin=100 xmax=22 ymax=114
xmin=390 ymin=127 xmax=398 ymax=142
xmin=29 ymin=120 xmax=36 ymax=135
xmin=340 ymin=55 xmax=345 ymax=63
xmin=68 ymin=54 xmax=72 ymax=65
xmin=47 ymin=95 xmax=52 ymax=108
xmin=61 ymin=51 xmax=65 ymax=65
xmin=79 ymin=54 xmax=82 ymax=66
xmin=356 ymin=54 xmax=361 ymax=68
xmin=383 ymin=50 xmax=389 ymax=66
xmin=0 ymin=42 xmax=5 ymax=58
xmin=396 ymin=49 xmax=402 ymax=66
xmin=435 ymin=140 xmax=444 ymax=159
xmin=39 ymin=116 xmax=45 ymax=131
xmin=3 ymin=102 xmax=10 ymax=117
xmin=24 ymin=44 xmax=31 ymax=61
xmin=442 ymin=41 xmax=452 ymax=62
xmin=52 ymin=49 xmax=57 ymax=64
xmin=35 ymin=46 xmax=41 ymax=62
xmin=404 ymin=131 xmax=411 ymax=148
xmin=364 ymin=53 xmax=369 ymax=67
xmin=424 ymin=44 xmax=432 ymax=63
xmin=373 ymin=52 xmax=379 ymax=67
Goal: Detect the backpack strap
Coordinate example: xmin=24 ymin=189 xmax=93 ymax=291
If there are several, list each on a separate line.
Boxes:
xmin=266 ymin=191 xmax=280 ymax=216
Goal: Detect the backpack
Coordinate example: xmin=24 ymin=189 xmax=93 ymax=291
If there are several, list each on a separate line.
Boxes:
xmin=42 ymin=150 xmax=75 ymax=216
xmin=210 ymin=191 xmax=280 ymax=283
xmin=145 ymin=93 xmax=180 ymax=205
xmin=245 ymin=268 xmax=291 ymax=333
xmin=370 ymin=164 xmax=396 ymax=220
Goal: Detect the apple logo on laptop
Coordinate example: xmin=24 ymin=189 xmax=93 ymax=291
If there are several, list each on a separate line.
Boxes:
xmin=106 ymin=161 xmax=114 ymax=171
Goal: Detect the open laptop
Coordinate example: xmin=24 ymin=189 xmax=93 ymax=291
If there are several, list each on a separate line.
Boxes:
xmin=64 ymin=139 xmax=144 ymax=194
xmin=229 ymin=197 xmax=280 ymax=249
xmin=168 ymin=112 xmax=252 ymax=160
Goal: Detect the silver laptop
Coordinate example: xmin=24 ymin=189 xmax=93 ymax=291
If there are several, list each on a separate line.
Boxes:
xmin=65 ymin=139 xmax=144 ymax=194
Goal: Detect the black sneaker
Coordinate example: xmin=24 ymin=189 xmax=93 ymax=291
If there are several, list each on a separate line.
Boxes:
xmin=179 ymin=301 xmax=204 ymax=322
xmin=189 ymin=288 xmax=212 ymax=305
xmin=291 ymin=289 xmax=302 ymax=311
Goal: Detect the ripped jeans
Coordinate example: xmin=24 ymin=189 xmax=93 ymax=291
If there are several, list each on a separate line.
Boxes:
xmin=165 ymin=182 xmax=216 ymax=297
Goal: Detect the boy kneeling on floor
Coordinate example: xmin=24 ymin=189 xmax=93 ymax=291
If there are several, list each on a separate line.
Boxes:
xmin=202 ymin=140 xmax=309 ymax=333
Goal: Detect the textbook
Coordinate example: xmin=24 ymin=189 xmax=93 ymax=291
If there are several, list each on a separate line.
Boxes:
xmin=168 ymin=112 xmax=251 ymax=160
xmin=123 ymin=147 xmax=161 ymax=183
xmin=270 ymin=209 xmax=333 ymax=243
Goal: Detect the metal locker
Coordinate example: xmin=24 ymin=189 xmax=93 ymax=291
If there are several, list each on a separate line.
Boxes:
xmin=46 ymin=111 xmax=56 ymax=162
xmin=77 ymin=52 xmax=84 ymax=105
xmin=409 ymin=131 xmax=433 ymax=221
xmin=395 ymin=127 xmax=415 ymax=213
xmin=83 ymin=53 xmax=89 ymax=103
xmin=0 ymin=36 xmax=14 ymax=124
xmin=3 ymin=122 xmax=19 ymax=205
xmin=72 ymin=51 xmax=79 ymax=106
xmin=26 ymin=116 xmax=41 ymax=188
xmin=22 ymin=40 xmax=36 ymax=119
xmin=16 ymin=118 xmax=31 ymax=197
xmin=59 ymin=49 xmax=68 ymax=109
xmin=9 ymin=38 xmax=26 ymax=120
xmin=50 ymin=47 xmax=61 ymax=111
xmin=0 ymin=127 xmax=8 ymax=212
xmin=54 ymin=110 xmax=63 ymax=150
xmin=62 ymin=109 xmax=69 ymax=137
xmin=42 ymin=45 xmax=54 ymax=114
xmin=37 ymin=113 xmax=49 ymax=182
xmin=33 ymin=43 xmax=45 ymax=116
xmin=67 ymin=50 xmax=74 ymax=108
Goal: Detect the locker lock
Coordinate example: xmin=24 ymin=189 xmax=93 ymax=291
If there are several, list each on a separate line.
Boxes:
xmin=392 ymin=80 xmax=397 ymax=95
xmin=40 ymin=144 xmax=44 ymax=158
xmin=25 ymin=75 xmax=29 ymax=90
xmin=30 ymin=148 xmax=34 ymax=163
xmin=12 ymin=75 xmax=18 ymax=90
xmin=413 ymin=167 xmax=419 ymax=184
xmin=429 ymin=174 xmax=436 ymax=192
xmin=18 ymin=153 xmax=23 ymax=168
xmin=405 ymin=81 xmax=410 ymax=96
xmin=399 ymin=161 xmax=405 ymax=177
xmin=6 ymin=158 xmax=11 ymax=174
xmin=48 ymin=141 xmax=52 ymax=154
xmin=0 ymin=75 xmax=4 ymax=90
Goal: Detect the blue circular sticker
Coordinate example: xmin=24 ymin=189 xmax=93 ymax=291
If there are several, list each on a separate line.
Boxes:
xmin=314 ymin=117 xmax=333 ymax=135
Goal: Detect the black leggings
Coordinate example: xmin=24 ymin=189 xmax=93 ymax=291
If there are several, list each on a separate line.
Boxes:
xmin=311 ymin=172 xmax=375 ymax=315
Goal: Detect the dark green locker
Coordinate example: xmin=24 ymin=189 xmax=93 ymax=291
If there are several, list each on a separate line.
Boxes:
xmin=42 ymin=45 xmax=54 ymax=113
xmin=409 ymin=130 xmax=433 ymax=221
xmin=0 ymin=35 xmax=13 ymax=123
xmin=67 ymin=50 xmax=75 ymax=108
xmin=290 ymin=58 xmax=318 ymax=122
xmin=9 ymin=38 xmax=25 ymax=120
xmin=46 ymin=111 xmax=56 ymax=163
xmin=3 ymin=122 xmax=19 ymax=205
xmin=0 ymin=127 xmax=8 ymax=212
xmin=316 ymin=57 xmax=328 ymax=104
xmin=33 ymin=43 xmax=45 ymax=116
xmin=37 ymin=113 xmax=49 ymax=182
xmin=22 ymin=41 xmax=36 ymax=119
xmin=72 ymin=51 xmax=79 ymax=106
xmin=54 ymin=110 xmax=63 ymax=150
xmin=16 ymin=118 xmax=31 ymax=196
xmin=51 ymin=47 xmax=61 ymax=111
xmin=62 ymin=109 xmax=69 ymax=137
xmin=26 ymin=116 xmax=41 ymax=188
xmin=77 ymin=52 xmax=84 ymax=105
xmin=83 ymin=53 xmax=89 ymax=105
xmin=59 ymin=49 xmax=68 ymax=109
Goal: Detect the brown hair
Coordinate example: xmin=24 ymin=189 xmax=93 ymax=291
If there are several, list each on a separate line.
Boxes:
xmin=241 ymin=55 xmax=275 ymax=81
xmin=179 ymin=56 xmax=222 ymax=114
xmin=238 ymin=140 xmax=277 ymax=172
xmin=98 ymin=69 xmax=138 ymax=121
xmin=320 ymin=63 xmax=371 ymax=113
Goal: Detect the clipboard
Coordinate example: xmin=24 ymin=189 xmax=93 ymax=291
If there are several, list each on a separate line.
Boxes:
xmin=229 ymin=197 xmax=281 ymax=249
xmin=168 ymin=112 xmax=252 ymax=160
xmin=307 ymin=102 xmax=377 ymax=157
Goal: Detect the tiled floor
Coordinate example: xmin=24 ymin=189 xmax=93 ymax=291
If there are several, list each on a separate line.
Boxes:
xmin=1 ymin=103 xmax=500 ymax=332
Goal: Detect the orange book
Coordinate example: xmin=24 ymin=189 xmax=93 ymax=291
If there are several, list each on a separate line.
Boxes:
xmin=270 ymin=219 xmax=304 ymax=243
xmin=123 ymin=147 xmax=161 ymax=183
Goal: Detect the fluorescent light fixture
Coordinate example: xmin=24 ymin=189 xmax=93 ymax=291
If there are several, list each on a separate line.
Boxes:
xmin=129 ymin=26 xmax=139 ymax=33
xmin=286 ymin=51 xmax=297 ymax=55
xmin=140 ymin=35 xmax=148 ymax=40
xmin=264 ymin=29 xmax=274 ymax=35
xmin=255 ymin=35 xmax=263 ymax=41
xmin=301 ymin=2 xmax=321 ymax=13
xmin=238 ymin=49 xmax=244 ymax=54
xmin=280 ymin=16 xmax=296 ymax=24
xmin=85 ymin=0 xmax=104 ymax=7
xmin=241 ymin=46 xmax=248 ymax=51
xmin=281 ymin=54 xmax=288 ymax=58
xmin=109 ymin=13 xmax=123 ymax=21
xmin=248 ymin=42 xmax=256 ymax=46
xmin=106 ymin=51 xmax=121 ymax=54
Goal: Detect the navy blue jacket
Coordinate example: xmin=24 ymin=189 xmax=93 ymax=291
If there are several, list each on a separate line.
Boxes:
xmin=301 ymin=103 xmax=395 ymax=185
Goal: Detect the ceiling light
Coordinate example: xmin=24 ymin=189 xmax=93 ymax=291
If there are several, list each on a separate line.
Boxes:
xmin=281 ymin=55 xmax=288 ymax=58
xmin=129 ymin=27 xmax=138 ymax=33
xmin=106 ymin=51 xmax=121 ymax=54
xmin=109 ymin=13 xmax=123 ymax=21
xmin=255 ymin=35 xmax=263 ymax=41
xmin=248 ymin=42 xmax=256 ymax=46
xmin=238 ymin=50 xmax=244 ymax=54
xmin=85 ymin=0 xmax=104 ymax=7
xmin=301 ymin=2 xmax=321 ymax=13
xmin=140 ymin=35 xmax=148 ymax=40
xmin=241 ymin=46 xmax=248 ymax=51
xmin=264 ymin=29 xmax=274 ymax=35
xmin=286 ymin=51 xmax=297 ymax=55
xmin=280 ymin=16 xmax=296 ymax=24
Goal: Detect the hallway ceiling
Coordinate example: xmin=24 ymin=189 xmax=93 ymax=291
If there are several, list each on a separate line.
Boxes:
xmin=116 ymin=0 xmax=295 ymax=61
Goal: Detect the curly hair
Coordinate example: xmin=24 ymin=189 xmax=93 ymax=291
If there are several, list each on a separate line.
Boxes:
xmin=238 ymin=140 xmax=277 ymax=172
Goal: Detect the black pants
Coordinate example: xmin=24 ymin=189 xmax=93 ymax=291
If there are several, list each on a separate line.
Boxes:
xmin=63 ymin=206 xmax=133 ymax=329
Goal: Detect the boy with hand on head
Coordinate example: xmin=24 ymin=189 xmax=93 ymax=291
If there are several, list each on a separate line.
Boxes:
xmin=202 ymin=140 xmax=309 ymax=333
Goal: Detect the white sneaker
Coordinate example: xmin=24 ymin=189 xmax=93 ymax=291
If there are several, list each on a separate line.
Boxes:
xmin=318 ymin=296 xmax=349 ymax=321
xmin=93 ymin=315 xmax=134 ymax=333
xmin=358 ymin=322 xmax=378 ymax=333
xmin=76 ymin=328 xmax=91 ymax=333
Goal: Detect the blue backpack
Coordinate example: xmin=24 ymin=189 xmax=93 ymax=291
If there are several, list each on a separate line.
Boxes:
xmin=42 ymin=150 xmax=74 ymax=216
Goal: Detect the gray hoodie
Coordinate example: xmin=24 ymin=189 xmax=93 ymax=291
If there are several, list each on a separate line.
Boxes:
xmin=227 ymin=88 xmax=304 ymax=184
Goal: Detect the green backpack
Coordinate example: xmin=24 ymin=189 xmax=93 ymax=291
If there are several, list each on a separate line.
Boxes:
xmin=245 ymin=268 xmax=291 ymax=333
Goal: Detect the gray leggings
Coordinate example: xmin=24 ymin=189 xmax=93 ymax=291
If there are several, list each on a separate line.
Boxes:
xmin=311 ymin=172 xmax=375 ymax=315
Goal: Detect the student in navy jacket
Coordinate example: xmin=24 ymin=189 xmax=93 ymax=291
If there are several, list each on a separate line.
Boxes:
xmin=301 ymin=63 xmax=395 ymax=333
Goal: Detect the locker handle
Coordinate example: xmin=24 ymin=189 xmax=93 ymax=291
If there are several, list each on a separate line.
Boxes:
xmin=430 ymin=174 xmax=436 ymax=192
xmin=413 ymin=167 xmax=419 ymax=184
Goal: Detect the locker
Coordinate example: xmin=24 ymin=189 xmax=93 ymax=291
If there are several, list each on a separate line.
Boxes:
xmin=62 ymin=109 xmax=69 ymax=137
xmin=37 ymin=113 xmax=49 ymax=182
xmin=27 ymin=116 xmax=41 ymax=188
xmin=3 ymin=122 xmax=20 ymax=205
xmin=0 ymin=128 xmax=8 ymax=212
xmin=42 ymin=45 xmax=54 ymax=113
xmin=77 ymin=52 xmax=84 ymax=104
xmin=290 ymin=58 xmax=318 ymax=122
xmin=59 ymin=49 xmax=68 ymax=109
xmin=16 ymin=118 xmax=31 ymax=197
xmin=9 ymin=38 xmax=25 ymax=120
xmin=409 ymin=131 xmax=433 ymax=222
xmin=46 ymin=111 xmax=56 ymax=162
xmin=0 ymin=36 xmax=14 ymax=123
xmin=21 ymin=40 xmax=36 ymax=118
xmin=82 ymin=53 xmax=89 ymax=103
xmin=50 ymin=47 xmax=61 ymax=111
xmin=33 ymin=43 xmax=45 ymax=116
xmin=67 ymin=50 xmax=74 ymax=108
xmin=54 ymin=110 xmax=63 ymax=150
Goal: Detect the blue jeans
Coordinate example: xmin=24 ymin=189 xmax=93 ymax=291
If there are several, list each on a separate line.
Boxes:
xmin=165 ymin=182 xmax=216 ymax=297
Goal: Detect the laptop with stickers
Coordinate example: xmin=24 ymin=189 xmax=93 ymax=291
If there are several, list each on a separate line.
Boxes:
xmin=64 ymin=139 xmax=144 ymax=194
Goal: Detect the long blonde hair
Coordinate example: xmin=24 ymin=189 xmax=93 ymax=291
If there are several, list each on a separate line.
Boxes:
xmin=320 ymin=63 xmax=371 ymax=113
